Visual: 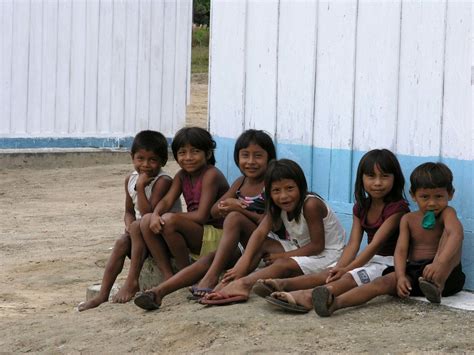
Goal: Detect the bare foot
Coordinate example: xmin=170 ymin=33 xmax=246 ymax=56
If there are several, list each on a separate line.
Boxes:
xmin=77 ymin=295 xmax=107 ymax=312
xmin=271 ymin=289 xmax=313 ymax=310
xmin=192 ymin=275 xmax=219 ymax=297
xmin=112 ymin=280 xmax=139 ymax=303
xmin=203 ymin=279 xmax=251 ymax=300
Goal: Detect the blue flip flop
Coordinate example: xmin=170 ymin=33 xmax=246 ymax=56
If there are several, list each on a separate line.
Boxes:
xmin=187 ymin=286 xmax=214 ymax=300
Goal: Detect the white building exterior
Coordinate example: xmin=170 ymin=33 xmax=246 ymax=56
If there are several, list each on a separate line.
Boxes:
xmin=208 ymin=0 xmax=473 ymax=289
xmin=0 ymin=0 xmax=192 ymax=148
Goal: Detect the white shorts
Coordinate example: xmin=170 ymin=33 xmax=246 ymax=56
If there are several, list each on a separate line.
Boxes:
xmin=275 ymin=238 xmax=343 ymax=275
xmin=348 ymin=255 xmax=394 ymax=286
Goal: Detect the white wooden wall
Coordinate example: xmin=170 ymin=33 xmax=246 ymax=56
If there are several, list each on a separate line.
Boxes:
xmin=0 ymin=0 xmax=192 ymax=140
xmin=209 ymin=0 xmax=473 ymax=288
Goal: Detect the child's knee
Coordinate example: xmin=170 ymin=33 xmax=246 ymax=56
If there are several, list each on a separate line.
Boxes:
xmin=160 ymin=213 xmax=179 ymax=231
xmin=114 ymin=234 xmax=131 ymax=254
xmin=373 ymin=274 xmax=396 ymax=293
xmin=223 ymin=211 xmax=246 ymax=227
xmin=129 ymin=220 xmax=141 ymax=234
xmin=139 ymin=214 xmax=151 ymax=230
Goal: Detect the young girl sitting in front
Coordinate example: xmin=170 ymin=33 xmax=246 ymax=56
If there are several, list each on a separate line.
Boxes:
xmin=261 ymin=149 xmax=409 ymax=312
xmin=78 ymin=130 xmax=181 ymax=311
xmin=200 ymin=159 xmax=346 ymax=305
xmin=134 ymin=129 xmax=276 ymax=310
xmin=139 ymin=127 xmax=229 ymax=279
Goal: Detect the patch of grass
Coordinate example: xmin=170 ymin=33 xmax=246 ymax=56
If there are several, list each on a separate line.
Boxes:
xmin=192 ymin=46 xmax=209 ymax=73
xmin=191 ymin=26 xmax=209 ymax=73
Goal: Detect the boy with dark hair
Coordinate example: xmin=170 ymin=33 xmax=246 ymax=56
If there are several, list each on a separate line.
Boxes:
xmin=78 ymin=130 xmax=181 ymax=311
xmin=311 ymin=162 xmax=465 ymax=316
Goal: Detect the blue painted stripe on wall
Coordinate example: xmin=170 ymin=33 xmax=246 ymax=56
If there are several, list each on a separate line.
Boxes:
xmin=0 ymin=137 xmax=173 ymax=149
xmin=214 ymin=136 xmax=474 ymax=290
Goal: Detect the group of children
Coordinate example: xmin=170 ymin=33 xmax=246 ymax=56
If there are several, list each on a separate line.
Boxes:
xmin=78 ymin=127 xmax=465 ymax=317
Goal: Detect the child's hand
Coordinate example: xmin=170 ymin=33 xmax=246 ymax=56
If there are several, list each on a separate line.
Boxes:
xmin=262 ymin=252 xmax=284 ymax=266
xmin=396 ymin=276 xmax=412 ymax=298
xmin=421 ymin=262 xmax=447 ymax=288
xmin=326 ymin=266 xmax=348 ymax=283
xmin=136 ymin=172 xmax=154 ymax=190
xmin=149 ymin=214 xmax=165 ymax=234
xmin=217 ymin=198 xmax=249 ymax=217
xmin=221 ymin=265 xmax=246 ymax=284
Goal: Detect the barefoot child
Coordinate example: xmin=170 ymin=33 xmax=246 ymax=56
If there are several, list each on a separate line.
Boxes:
xmin=134 ymin=129 xmax=276 ymax=310
xmin=262 ymin=149 xmax=409 ymax=312
xmin=138 ymin=127 xmax=229 ymax=282
xmin=78 ymin=130 xmax=181 ymax=311
xmin=312 ymin=162 xmax=465 ymax=316
xmin=200 ymin=159 xmax=346 ymax=305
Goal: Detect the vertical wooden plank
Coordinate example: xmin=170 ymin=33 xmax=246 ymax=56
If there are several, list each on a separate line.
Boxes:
xmin=441 ymin=1 xmax=470 ymax=160
xmin=312 ymin=0 xmax=357 ymax=202
xmin=276 ymin=0 xmax=317 ymax=175
xmin=160 ymin=0 xmax=178 ymax=137
xmin=1 ymin=0 xmax=14 ymax=134
xmin=41 ymin=0 xmax=58 ymax=134
xmin=55 ymin=0 xmax=72 ymax=133
xmin=173 ymin=0 xmax=190 ymax=133
xmin=69 ymin=0 xmax=87 ymax=134
xmin=110 ymin=0 xmax=126 ymax=134
xmin=396 ymin=1 xmax=446 ymax=158
xmin=123 ymin=0 xmax=139 ymax=134
xmin=208 ymin=0 xmax=246 ymax=137
xmin=441 ymin=1 xmax=472 ymax=221
xmin=83 ymin=0 xmax=99 ymax=133
xmin=10 ymin=0 xmax=30 ymax=133
xmin=244 ymin=0 xmax=278 ymax=135
xmin=26 ymin=0 xmax=43 ymax=134
xmin=148 ymin=0 xmax=165 ymax=132
xmin=208 ymin=0 xmax=246 ymax=180
xmin=186 ymin=0 xmax=192 ymax=106
xmin=353 ymin=1 xmax=401 ymax=153
xmin=97 ymin=0 xmax=113 ymax=133
xmin=135 ymin=0 xmax=152 ymax=131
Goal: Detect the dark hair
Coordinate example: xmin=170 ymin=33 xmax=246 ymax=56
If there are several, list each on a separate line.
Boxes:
xmin=264 ymin=159 xmax=308 ymax=226
xmin=171 ymin=127 xmax=216 ymax=165
xmin=354 ymin=149 xmax=405 ymax=210
xmin=409 ymin=162 xmax=454 ymax=194
xmin=233 ymin=129 xmax=276 ymax=167
xmin=131 ymin=130 xmax=168 ymax=166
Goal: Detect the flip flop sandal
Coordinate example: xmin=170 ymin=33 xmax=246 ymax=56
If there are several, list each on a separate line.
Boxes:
xmin=264 ymin=293 xmax=310 ymax=313
xmin=418 ymin=277 xmax=441 ymax=304
xmin=311 ymin=286 xmax=333 ymax=317
xmin=186 ymin=287 xmax=214 ymax=300
xmin=253 ymin=279 xmax=280 ymax=299
xmin=134 ymin=291 xmax=160 ymax=310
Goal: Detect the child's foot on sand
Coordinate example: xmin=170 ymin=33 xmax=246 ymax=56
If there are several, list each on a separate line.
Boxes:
xmin=200 ymin=279 xmax=251 ymax=305
xmin=134 ymin=290 xmax=162 ymax=310
xmin=190 ymin=276 xmax=219 ymax=297
xmin=312 ymin=286 xmax=336 ymax=317
xmin=269 ymin=289 xmax=313 ymax=310
xmin=77 ymin=295 xmax=107 ymax=312
xmin=112 ymin=280 xmax=139 ymax=303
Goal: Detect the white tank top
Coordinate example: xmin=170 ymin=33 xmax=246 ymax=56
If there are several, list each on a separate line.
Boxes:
xmin=127 ymin=170 xmax=182 ymax=219
xmin=280 ymin=194 xmax=345 ymax=251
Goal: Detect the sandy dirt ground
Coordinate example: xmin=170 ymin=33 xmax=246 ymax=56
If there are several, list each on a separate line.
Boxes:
xmin=1 ymin=73 xmax=473 ymax=353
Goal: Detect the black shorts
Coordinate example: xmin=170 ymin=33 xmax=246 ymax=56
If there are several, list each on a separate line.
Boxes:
xmin=383 ymin=259 xmax=465 ymax=297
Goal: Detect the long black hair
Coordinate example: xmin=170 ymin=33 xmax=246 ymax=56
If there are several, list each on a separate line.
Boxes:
xmin=354 ymin=149 xmax=406 ymax=210
xmin=264 ymin=159 xmax=308 ymax=226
